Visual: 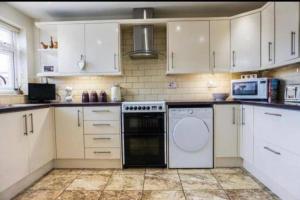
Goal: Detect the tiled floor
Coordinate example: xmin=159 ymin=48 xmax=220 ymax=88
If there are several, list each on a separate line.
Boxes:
xmin=14 ymin=168 xmax=280 ymax=200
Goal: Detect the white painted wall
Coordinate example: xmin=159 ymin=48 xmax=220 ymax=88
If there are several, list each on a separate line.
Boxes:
xmin=0 ymin=2 xmax=35 ymax=94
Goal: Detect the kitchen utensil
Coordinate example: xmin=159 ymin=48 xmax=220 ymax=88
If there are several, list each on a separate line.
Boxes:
xmin=111 ymin=84 xmax=121 ymax=102
xmin=82 ymin=91 xmax=89 ymax=103
xmin=90 ymin=91 xmax=98 ymax=102
xmin=99 ymin=91 xmax=107 ymax=102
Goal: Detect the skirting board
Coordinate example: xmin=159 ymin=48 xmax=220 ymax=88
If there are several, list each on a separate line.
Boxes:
xmin=54 ymin=159 xmax=122 ymax=169
xmin=0 ymin=161 xmax=54 ymax=200
xmin=214 ymin=157 xmax=242 ymax=167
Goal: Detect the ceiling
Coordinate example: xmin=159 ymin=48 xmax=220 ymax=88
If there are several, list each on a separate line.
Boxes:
xmin=7 ymin=1 xmax=267 ymax=21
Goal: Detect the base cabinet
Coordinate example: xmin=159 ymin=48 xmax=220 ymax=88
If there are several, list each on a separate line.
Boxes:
xmin=0 ymin=108 xmax=54 ymax=193
xmin=55 ymin=107 xmax=84 ymax=159
xmin=240 ymin=105 xmax=254 ymax=164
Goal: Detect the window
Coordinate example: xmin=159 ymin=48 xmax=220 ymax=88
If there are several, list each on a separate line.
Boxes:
xmin=0 ymin=26 xmax=17 ymax=91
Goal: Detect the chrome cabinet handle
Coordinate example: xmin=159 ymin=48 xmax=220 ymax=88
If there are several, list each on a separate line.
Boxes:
xmin=232 ymin=51 xmax=235 ymax=67
xmin=93 ymin=137 xmax=111 ymax=140
xmin=264 ymin=146 xmax=281 ymax=155
xmin=29 ymin=113 xmax=34 ymax=134
xmin=93 ymin=151 xmax=111 ymax=154
xmin=77 ymin=110 xmax=81 ymax=127
xmin=291 ymin=32 xmax=296 ymax=55
xmin=268 ymin=42 xmax=272 ymax=62
xmin=92 ymin=110 xmax=110 ymax=113
xmin=23 ymin=114 xmax=28 ymax=136
xmin=92 ymin=123 xmax=111 ymax=126
xmin=171 ymin=52 xmax=174 ymax=69
xmin=232 ymin=107 xmax=236 ymax=125
xmin=264 ymin=112 xmax=282 ymax=117
xmin=114 ymin=53 xmax=117 ymax=70
xmin=242 ymin=108 xmax=245 ymax=125
xmin=213 ymin=51 xmax=216 ymax=69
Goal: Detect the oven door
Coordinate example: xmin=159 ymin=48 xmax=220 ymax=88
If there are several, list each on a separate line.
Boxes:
xmin=124 ymin=133 xmax=165 ymax=167
xmin=122 ymin=112 xmax=166 ymax=167
xmin=232 ymin=81 xmax=258 ymax=99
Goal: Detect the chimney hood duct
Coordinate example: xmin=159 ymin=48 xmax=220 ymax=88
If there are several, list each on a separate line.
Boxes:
xmin=129 ymin=8 xmax=158 ymax=59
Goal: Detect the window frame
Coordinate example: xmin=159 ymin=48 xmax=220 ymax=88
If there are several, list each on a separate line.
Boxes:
xmin=0 ymin=26 xmax=18 ymax=93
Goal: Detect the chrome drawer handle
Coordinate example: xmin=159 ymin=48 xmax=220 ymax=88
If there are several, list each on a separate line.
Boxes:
xmin=93 ymin=137 xmax=111 ymax=140
xmin=264 ymin=146 xmax=281 ymax=155
xmin=92 ymin=110 xmax=110 ymax=112
xmin=93 ymin=151 xmax=111 ymax=154
xmin=92 ymin=123 xmax=111 ymax=126
xmin=264 ymin=112 xmax=282 ymax=117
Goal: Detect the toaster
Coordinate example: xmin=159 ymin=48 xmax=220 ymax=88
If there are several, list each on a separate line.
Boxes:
xmin=285 ymin=84 xmax=300 ymax=102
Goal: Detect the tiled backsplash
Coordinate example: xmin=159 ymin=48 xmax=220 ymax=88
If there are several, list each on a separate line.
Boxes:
xmin=46 ymin=26 xmax=233 ymax=102
xmin=0 ymin=95 xmax=26 ymax=104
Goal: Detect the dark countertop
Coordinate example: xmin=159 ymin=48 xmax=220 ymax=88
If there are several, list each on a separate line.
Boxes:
xmin=166 ymin=100 xmax=300 ymax=111
xmin=0 ymin=102 xmax=121 ymax=114
xmin=1 ymin=100 xmax=300 ymax=114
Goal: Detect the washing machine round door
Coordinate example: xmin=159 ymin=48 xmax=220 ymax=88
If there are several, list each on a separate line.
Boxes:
xmin=173 ymin=117 xmax=209 ymax=152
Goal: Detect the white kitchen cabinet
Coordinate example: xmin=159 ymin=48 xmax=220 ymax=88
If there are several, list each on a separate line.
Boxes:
xmin=261 ymin=2 xmax=275 ymax=69
xmin=240 ymin=105 xmax=254 ymax=164
xmin=28 ymin=108 xmax=55 ymax=172
xmin=214 ymin=104 xmax=239 ymax=157
xmin=0 ymin=112 xmax=29 ymax=192
xmin=210 ymin=20 xmax=230 ymax=72
xmin=57 ymin=24 xmax=85 ymax=73
xmin=167 ymin=21 xmax=210 ymax=74
xmin=55 ymin=107 xmax=84 ymax=159
xmin=85 ymin=23 xmax=120 ymax=73
xmin=231 ymin=12 xmax=261 ymax=72
xmin=275 ymin=2 xmax=299 ymax=63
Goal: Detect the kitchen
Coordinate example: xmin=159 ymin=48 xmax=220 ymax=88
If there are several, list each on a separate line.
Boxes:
xmin=0 ymin=1 xmax=300 ymax=200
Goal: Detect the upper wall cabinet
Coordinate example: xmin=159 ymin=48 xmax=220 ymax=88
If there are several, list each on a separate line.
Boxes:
xmin=57 ymin=23 xmax=121 ymax=75
xmin=58 ymin=24 xmax=85 ymax=73
xmin=210 ymin=20 xmax=230 ymax=72
xmin=275 ymin=2 xmax=299 ymax=64
xmin=261 ymin=3 xmax=275 ymax=69
xmin=231 ymin=12 xmax=261 ymax=72
xmin=85 ymin=23 xmax=120 ymax=73
xmin=167 ymin=21 xmax=210 ymax=74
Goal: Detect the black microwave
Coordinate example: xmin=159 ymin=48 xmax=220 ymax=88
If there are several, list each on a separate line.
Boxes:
xmin=28 ymin=83 xmax=56 ymax=103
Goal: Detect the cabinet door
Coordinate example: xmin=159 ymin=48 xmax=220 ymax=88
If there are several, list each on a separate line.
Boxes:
xmin=214 ymin=105 xmax=239 ymax=157
xmin=57 ymin=24 xmax=85 ymax=73
xmin=231 ymin=12 xmax=261 ymax=72
xmin=167 ymin=21 xmax=209 ymax=74
xmin=55 ymin=107 xmax=84 ymax=159
xmin=275 ymin=2 xmax=299 ymax=63
xmin=210 ymin=20 xmax=230 ymax=72
xmin=261 ymin=3 xmax=275 ymax=68
xmin=85 ymin=23 xmax=120 ymax=73
xmin=28 ymin=108 xmax=55 ymax=172
xmin=0 ymin=112 xmax=29 ymax=192
xmin=240 ymin=105 xmax=254 ymax=164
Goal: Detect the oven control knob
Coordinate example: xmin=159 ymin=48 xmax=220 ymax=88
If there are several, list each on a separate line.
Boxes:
xmin=138 ymin=106 xmax=141 ymax=110
xmin=146 ymin=106 xmax=150 ymax=110
xmin=129 ymin=106 xmax=133 ymax=110
xmin=159 ymin=106 xmax=163 ymax=110
xmin=134 ymin=106 xmax=137 ymax=110
xmin=142 ymin=106 xmax=146 ymax=110
xmin=125 ymin=106 xmax=129 ymax=110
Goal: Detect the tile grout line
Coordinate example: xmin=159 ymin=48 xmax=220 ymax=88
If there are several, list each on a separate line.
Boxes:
xmin=210 ymin=170 xmax=233 ymax=200
xmin=97 ymin=168 xmax=115 ymax=200
xmin=177 ymin=170 xmax=188 ymax=200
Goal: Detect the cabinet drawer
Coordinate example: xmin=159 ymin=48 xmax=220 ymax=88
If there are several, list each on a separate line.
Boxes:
xmin=84 ymin=135 xmax=120 ymax=148
xmin=84 ymin=121 xmax=120 ymax=134
xmin=254 ymin=106 xmax=300 ymax=155
xmin=254 ymin=138 xmax=300 ymax=199
xmin=85 ymin=148 xmax=120 ymax=159
xmin=84 ymin=106 xmax=120 ymax=120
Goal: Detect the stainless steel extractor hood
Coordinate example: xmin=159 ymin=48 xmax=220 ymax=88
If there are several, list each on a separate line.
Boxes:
xmin=129 ymin=8 xmax=158 ymax=59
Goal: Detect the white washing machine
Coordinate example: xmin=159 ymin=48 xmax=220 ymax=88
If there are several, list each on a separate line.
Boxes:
xmin=168 ymin=107 xmax=213 ymax=168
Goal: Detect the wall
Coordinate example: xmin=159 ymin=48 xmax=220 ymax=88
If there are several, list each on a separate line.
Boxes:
xmin=47 ymin=27 xmax=233 ymax=102
xmin=0 ymin=2 xmax=35 ymax=103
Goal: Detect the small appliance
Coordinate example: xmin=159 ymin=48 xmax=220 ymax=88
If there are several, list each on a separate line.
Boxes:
xmin=122 ymin=101 xmax=166 ymax=168
xmin=285 ymin=84 xmax=300 ymax=102
xmin=231 ymin=78 xmax=279 ymax=101
xmin=111 ymin=84 xmax=121 ymax=102
xmin=64 ymin=87 xmax=73 ymax=102
xmin=28 ymin=83 xmax=56 ymax=103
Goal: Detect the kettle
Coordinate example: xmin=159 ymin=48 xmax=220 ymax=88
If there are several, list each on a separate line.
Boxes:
xmin=111 ymin=84 xmax=121 ymax=102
